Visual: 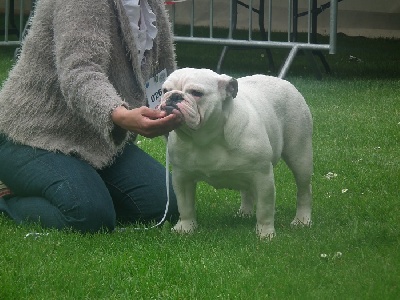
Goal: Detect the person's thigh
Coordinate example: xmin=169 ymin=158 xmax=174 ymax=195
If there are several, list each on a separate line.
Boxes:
xmin=98 ymin=142 xmax=178 ymax=225
xmin=0 ymin=136 xmax=116 ymax=232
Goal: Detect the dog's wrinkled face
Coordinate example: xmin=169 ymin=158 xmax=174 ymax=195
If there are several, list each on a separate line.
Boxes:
xmin=159 ymin=68 xmax=238 ymax=130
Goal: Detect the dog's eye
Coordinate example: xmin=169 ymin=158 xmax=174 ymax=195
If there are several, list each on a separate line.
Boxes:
xmin=162 ymin=88 xmax=168 ymax=94
xmin=189 ymin=90 xmax=204 ymax=98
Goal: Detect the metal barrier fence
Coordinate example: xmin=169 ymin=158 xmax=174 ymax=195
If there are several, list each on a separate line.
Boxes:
xmin=169 ymin=0 xmax=339 ymax=78
xmin=1 ymin=0 xmax=338 ymax=78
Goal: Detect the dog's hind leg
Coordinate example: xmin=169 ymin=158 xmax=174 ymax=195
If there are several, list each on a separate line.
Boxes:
xmin=282 ymin=140 xmax=313 ymax=227
xmin=237 ymin=190 xmax=254 ymax=217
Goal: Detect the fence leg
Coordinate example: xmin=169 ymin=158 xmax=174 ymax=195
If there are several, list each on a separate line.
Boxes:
xmin=217 ymin=45 xmax=230 ymax=74
xmin=278 ymin=45 xmax=299 ymax=79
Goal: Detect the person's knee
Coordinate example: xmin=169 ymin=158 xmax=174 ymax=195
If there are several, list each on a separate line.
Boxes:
xmin=62 ymin=194 xmax=116 ymax=233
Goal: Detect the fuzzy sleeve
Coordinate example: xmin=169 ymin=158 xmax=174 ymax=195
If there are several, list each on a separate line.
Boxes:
xmin=53 ymin=0 xmax=127 ymax=142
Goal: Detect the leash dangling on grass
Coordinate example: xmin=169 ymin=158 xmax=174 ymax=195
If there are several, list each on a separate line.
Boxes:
xmin=133 ymin=142 xmax=171 ymax=231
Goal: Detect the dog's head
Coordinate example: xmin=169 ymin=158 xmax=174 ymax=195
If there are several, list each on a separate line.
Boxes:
xmin=159 ymin=68 xmax=238 ymax=131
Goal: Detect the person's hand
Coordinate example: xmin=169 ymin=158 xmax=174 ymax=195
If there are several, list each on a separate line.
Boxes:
xmin=111 ymin=106 xmax=183 ymax=138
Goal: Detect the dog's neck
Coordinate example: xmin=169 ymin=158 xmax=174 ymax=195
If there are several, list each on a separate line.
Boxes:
xmin=175 ymin=109 xmax=227 ymax=147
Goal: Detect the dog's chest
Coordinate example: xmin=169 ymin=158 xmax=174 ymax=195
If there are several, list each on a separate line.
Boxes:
xmin=169 ymin=141 xmax=269 ymax=190
xmin=192 ymin=169 xmax=256 ymax=190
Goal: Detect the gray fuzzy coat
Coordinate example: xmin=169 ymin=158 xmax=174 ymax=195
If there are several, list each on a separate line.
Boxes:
xmin=0 ymin=0 xmax=176 ymax=169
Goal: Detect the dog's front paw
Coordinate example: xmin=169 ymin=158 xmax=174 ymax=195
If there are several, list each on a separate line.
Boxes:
xmin=172 ymin=219 xmax=198 ymax=234
xmin=256 ymin=223 xmax=276 ymax=240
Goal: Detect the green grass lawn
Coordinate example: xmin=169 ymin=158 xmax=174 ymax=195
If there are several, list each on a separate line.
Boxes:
xmin=0 ymin=33 xmax=399 ymax=299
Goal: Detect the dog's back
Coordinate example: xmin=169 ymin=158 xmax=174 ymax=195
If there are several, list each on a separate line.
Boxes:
xmin=236 ymin=75 xmax=311 ymax=127
xmin=226 ymin=75 xmax=312 ymax=166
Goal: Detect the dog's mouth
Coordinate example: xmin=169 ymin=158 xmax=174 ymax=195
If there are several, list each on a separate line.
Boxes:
xmin=160 ymin=92 xmax=184 ymax=115
xmin=162 ymin=103 xmax=181 ymax=115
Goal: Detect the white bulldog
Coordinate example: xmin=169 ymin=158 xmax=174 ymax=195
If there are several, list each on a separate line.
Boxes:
xmin=159 ymin=68 xmax=313 ymax=239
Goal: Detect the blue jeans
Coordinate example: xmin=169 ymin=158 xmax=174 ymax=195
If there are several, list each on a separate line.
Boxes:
xmin=0 ymin=135 xmax=178 ymax=233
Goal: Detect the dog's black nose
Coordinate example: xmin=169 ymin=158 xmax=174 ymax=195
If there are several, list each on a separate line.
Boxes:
xmin=166 ymin=93 xmax=184 ymax=106
xmin=163 ymin=92 xmax=184 ymax=115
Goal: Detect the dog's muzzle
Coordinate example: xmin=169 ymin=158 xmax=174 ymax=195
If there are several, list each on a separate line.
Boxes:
xmin=161 ymin=92 xmax=184 ymax=115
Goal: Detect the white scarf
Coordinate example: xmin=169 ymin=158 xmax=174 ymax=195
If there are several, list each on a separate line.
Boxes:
xmin=121 ymin=0 xmax=158 ymax=64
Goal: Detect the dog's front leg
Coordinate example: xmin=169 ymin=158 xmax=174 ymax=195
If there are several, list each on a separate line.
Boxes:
xmin=171 ymin=170 xmax=198 ymax=234
xmin=254 ymin=166 xmax=277 ymax=240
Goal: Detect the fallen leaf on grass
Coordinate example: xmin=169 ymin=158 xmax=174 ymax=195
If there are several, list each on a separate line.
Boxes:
xmin=324 ymin=172 xmax=338 ymax=180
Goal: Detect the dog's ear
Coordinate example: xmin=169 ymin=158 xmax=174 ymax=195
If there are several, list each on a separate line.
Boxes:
xmin=219 ymin=75 xmax=238 ymax=100
xmin=227 ymin=78 xmax=238 ymax=99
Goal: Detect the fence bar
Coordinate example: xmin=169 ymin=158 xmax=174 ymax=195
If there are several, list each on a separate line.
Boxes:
xmin=190 ymin=0 xmax=194 ymax=37
xmin=210 ymin=0 xmax=214 ymax=38
xmin=268 ymin=0 xmax=272 ymax=41
xmin=4 ymin=0 xmax=10 ymax=42
xmin=307 ymin=0 xmax=311 ymax=43
xmin=228 ymin=0 xmax=233 ymax=39
xmin=329 ymin=0 xmax=338 ymax=54
xmin=174 ymin=36 xmax=330 ymax=51
xmin=288 ymin=0 xmax=292 ymax=42
xmin=19 ymin=0 xmax=25 ymax=40
xmin=248 ymin=0 xmax=253 ymax=40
